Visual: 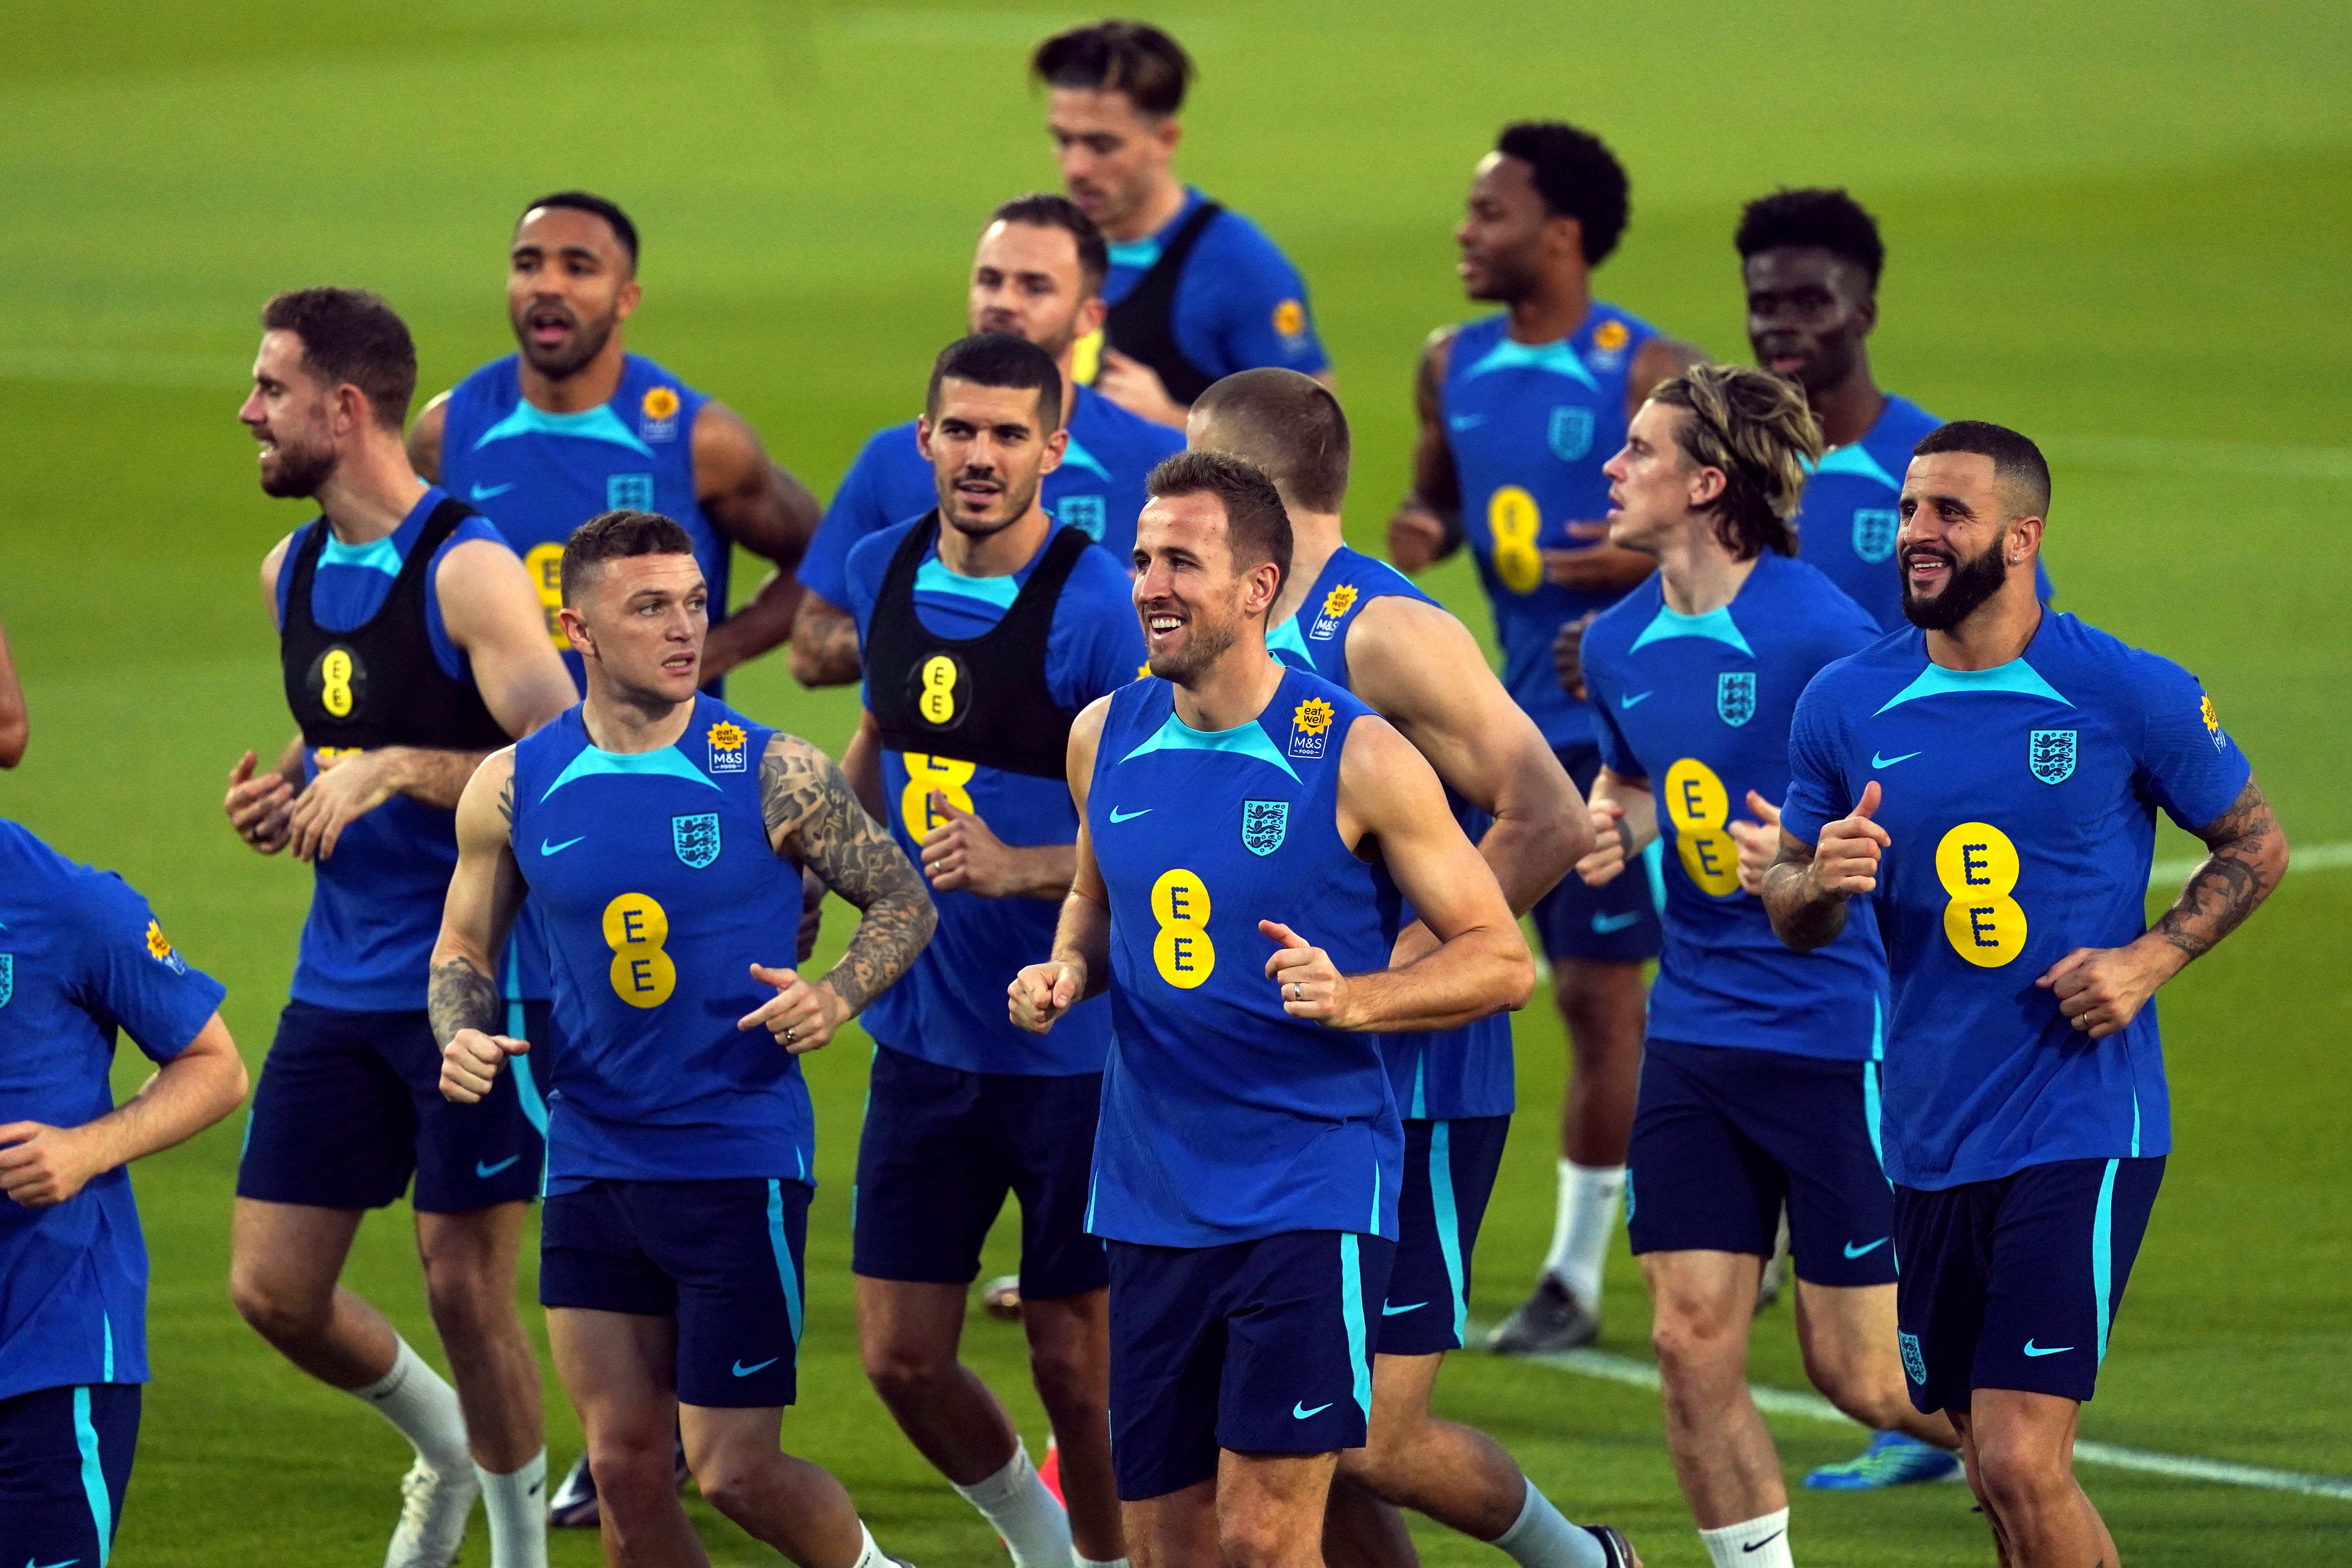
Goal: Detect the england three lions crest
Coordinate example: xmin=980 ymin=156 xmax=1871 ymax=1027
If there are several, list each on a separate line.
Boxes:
xmin=1241 ymin=800 xmax=1289 ymax=857
xmin=1852 ymin=508 xmax=1899 ymax=565
xmin=1716 ymin=672 xmax=1756 ymax=728
xmin=1548 ymin=405 xmax=1593 ymax=463
xmin=673 ymin=812 xmax=722 ymax=869
xmin=2028 ymin=730 xmax=2077 ymax=785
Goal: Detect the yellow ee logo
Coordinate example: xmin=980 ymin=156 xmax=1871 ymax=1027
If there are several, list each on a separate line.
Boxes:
xmin=1663 ymin=758 xmax=1740 ymax=897
xmin=1936 ymin=823 xmax=2028 ymax=967
xmin=1149 ymin=868 xmax=1215 ymax=989
xmin=917 ymin=655 xmax=960 ymax=726
xmin=524 ymin=543 xmax=567 ymax=647
xmin=312 ymin=645 xmax=363 ymax=718
xmin=1487 ymin=486 xmax=1543 ymax=595
xmin=602 ymin=892 xmax=676 ymax=1008
xmin=900 ymin=753 xmax=976 ymax=834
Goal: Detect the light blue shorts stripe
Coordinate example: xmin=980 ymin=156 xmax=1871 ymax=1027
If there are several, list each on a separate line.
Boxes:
xmin=2091 ymin=1158 xmax=2119 ymax=1363
xmin=1428 ymin=1122 xmax=1469 ymax=1343
xmin=767 ymin=1180 xmax=805 ymax=1346
xmin=73 ymin=1385 xmax=113 ymax=1565
xmin=1339 ymin=1234 xmax=1372 ymax=1420
xmin=1641 ymin=838 xmax=1668 ymax=915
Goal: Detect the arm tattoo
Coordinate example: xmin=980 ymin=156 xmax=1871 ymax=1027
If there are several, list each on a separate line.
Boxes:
xmin=1760 ymin=836 xmax=1848 ymax=952
xmin=762 ymin=735 xmax=935 ymax=1015
xmin=496 ymin=774 xmax=515 ymax=827
xmin=2156 ymin=778 xmax=2282 ymax=962
xmin=428 ymin=957 xmax=501 ymax=1047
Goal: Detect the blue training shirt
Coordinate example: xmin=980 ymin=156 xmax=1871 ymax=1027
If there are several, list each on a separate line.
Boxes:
xmin=1099 ymin=188 xmax=1330 ymax=383
xmin=1268 ymin=545 xmax=1514 ymax=1119
xmin=508 ymin=696 xmax=815 ymax=1191
xmin=0 ymin=820 xmax=225 ymax=1402
xmin=845 ymin=521 xmax=1145 ymax=1076
xmin=1582 ymin=552 xmax=1886 ymax=1061
xmin=275 ymin=487 xmax=510 ymax=1012
xmin=1795 ymin=393 xmax=2054 ymax=630
xmin=1441 ymin=304 xmax=1656 ymax=749
xmin=1781 ymin=613 xmax=2252 ymax=1189
xmin=1085 ymin=668 xmax=1404 ymax=1247
xmin=800 ymin=387 xmax=1181 ymax=613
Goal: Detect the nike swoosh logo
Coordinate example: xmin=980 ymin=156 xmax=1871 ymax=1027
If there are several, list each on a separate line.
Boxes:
xmin=1742 ymin=1531 xmax=1786 ymax=1554
xmin=1871 ymin=749 xmax=1922 ymax=768
xmin=1448 ymin=413 xmax=1487 ymax=431
xmin=540 ymin=836 xmax=585 ymax=856
xmin=1380 ymin=1300 xmax=1427 ymax=1316
xmin=476 ymin=1155 xmax=520 ymax=1178
xmin=1292 ymin=1400 xmax=1333 ymax=1419
xmin=1108 ymin=806 xmax=1152 ymax=823
xmin=1591 ymin=910 xmax=1643 ymax=934
xmin=29 ymin=1558 xmax=82 ymax=1568
xmin=1843 ymin=1237 xmax=1890 ymax=1259
xmin=733 ymin=1357 xmax=780 ymax=1377
xmin=468 ymin=482 xmax=517 ymax=502
xmin=1618 ymin=691 xmax=1653 ymax=709
xmin=2022 ymin=1341 xmax=2074 ymax=1357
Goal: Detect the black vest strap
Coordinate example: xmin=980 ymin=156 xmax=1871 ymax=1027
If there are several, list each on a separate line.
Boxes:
xmin=279 ymin=496 xmax=511 ymax=755
xmin=1103 ymin=200 xmax=1225 ymax=407
xmin=867 ymin=515 xmax=1095 ymax=779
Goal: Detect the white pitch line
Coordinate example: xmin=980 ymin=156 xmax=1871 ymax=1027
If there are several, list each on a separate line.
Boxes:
xmin=1483 ymin=1340 xmax=2352 ymax=1502
xmin=2151 ymin=838 xmax=2352 ymax=885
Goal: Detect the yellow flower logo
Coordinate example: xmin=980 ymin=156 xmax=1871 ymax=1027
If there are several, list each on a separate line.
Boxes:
xmin=145 ymin=921 xmax=174 ymax=962
xmin=2200 ymin=694 xmax=2221 ymax=734
xmin=1320 ymin=584 xmax=1358 ymax=619
xmin=707 ymin=720 xmax=748 ymax=752
xmin=1593 ymin=319 xmax=1630 ymax=353
xmin=1272 ymin=299 xmax=1306 ymax=337
xmin=1292 ymin=697 xmax=1336 ymax=736
xmin=642 ymin=386 xmax=681 ymax=422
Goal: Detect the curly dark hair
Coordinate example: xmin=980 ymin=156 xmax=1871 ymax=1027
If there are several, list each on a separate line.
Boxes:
xmin=1495 ymin=121 xmax=1629 ymax=266
xmin=1734 ymin=187 xmax=1885 ymax=287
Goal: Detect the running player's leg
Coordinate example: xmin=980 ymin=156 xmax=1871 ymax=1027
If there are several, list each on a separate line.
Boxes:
xmin=1022 ymin=1290 xmax=1120 ymax=1560
xmin=1644 ymin=1253 xmax=1779 ymax=1521
xmin=682 ymin=1402 xmax=869 ymax=1566
xmin=1792 ymin=1282 xmax=1956 ymax=1445
xmin=1216 ymin=1452 xmax=1341 ymax=1568
xmin=547 ymin=1307 xmax=703 ymax=1560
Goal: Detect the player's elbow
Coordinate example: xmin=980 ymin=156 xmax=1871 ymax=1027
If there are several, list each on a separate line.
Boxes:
xmin=1485 ymin=930 xmax=1537 ymax=1015
xmin=0 ymin=703 xmax=25 ymax=768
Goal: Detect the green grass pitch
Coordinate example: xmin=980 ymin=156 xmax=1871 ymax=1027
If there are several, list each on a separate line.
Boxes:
xmin=1 ymin=2 xmax=2347 ymax=1562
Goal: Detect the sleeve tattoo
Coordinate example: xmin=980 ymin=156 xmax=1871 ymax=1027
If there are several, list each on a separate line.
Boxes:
xmin=428 ymin=957 xmax=501 ymax=1047
xmin=2156 ymin=777 xmax=2282 ymax=961
xmin=762 ymin=736 xmax=935 ymax=1015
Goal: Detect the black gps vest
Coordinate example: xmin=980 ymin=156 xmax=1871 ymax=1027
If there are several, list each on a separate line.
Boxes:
xmin=866 ymin=514 xmax=1094 ymax=779
xmin=1102 ymin=200 xmax=1224 ymax=407
xmin=279 ymin=497 xmax=510 ymax=753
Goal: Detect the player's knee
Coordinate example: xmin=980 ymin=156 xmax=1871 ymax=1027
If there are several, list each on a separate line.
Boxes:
xmin=418 ymin=1257 xmax=515 ymax=1339
xmin=1648 ymin=1303 xmax=1737 ymax=1380
xmin=1968 ymin=1429 xmax=2070 ymax=1518
xmin=692 ymin=1445 xmax=780 ymax=1522
xmin=227 ymin=1261 xmax=328 ymax=1345
xmin=1025 ymin=1336 xmax=1102 ymax=1408
xmin=589 ymin=1433 xmax=679 ymax=1513
xmin=860 ymin=1335 xmax=953 ymax=1404
xmin=1216 ymin=1507 xmax=1306 ymax=1568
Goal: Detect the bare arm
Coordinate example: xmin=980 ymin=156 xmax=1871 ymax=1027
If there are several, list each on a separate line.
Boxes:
xmin=407 ymin=393 xmax=448 ymax=483
xmin=1272 ymin=716 xmax=1533 ymax=1034
xmin=1762 ymin=780 xmax=1888 ymax=953
xmin=696 ymin=402 xmax=821 ymax=681
xmin=1348 ymin=597 xmax=1587 ymax=915
xmin=842 ymin=710 xmax=886 ymax=820
xmin=1011 ymin=699 xmax=1113 ymax=1030
xmin=431 ymin=753 xmax=533 ymax=1100
xmin=1388 ymin=328 xmax=1462 ymax=571
xmin=0 ymin=616 xmax=26 ymax=768
xmin=0 ymin=1014 xmax=247 ymax=1210
xmin=1573 ymin=765 xmax=1658 ymax=888
xmin=762 ymin=733 xmax=936 ymax=1021
xmin=789 ymin=592 xmax=863 ymax=688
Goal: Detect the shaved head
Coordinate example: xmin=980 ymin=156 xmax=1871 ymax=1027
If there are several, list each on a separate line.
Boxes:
xmin=1186 ymin=368 xmax=1350 ymax=515
xmin=1914 ymin=419 xmax=2051 ymax=521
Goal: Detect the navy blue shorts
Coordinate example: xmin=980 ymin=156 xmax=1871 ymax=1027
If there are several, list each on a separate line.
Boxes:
xmin=1533 ymin=746 xmax=1664 ymax=963
xmin=0 ymin=1383 xmax=139 ymax=1564
xmin=853 ymin=1045 xmax=1107 ymax=1300
xmin=1106 ymin=1231 xmax=1393 ymax=1501
xmin=1626 ymin=1038 xmax=1896 ymax=1287
xmin=1893 ymin=1156 xmax=2164 ymax=1414
xmin=541 ymin=1177 xmax=809 ymax=1409
xmin=236 ymin=1000 xmax=547 ymax=1214
xmin=1376 ymin=1116 xmax=1509 ymax=1355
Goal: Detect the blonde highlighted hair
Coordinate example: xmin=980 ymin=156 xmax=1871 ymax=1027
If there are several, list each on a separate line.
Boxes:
xmin=1647 ymin=363 xmax=1824 ymax=560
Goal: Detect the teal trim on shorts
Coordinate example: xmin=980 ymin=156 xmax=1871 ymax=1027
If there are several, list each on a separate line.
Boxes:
xmin=1429 ymin=1121 xmax=1469 ymax=1343
xmin=1339 ymin=1234 xmax=1372 ymax=1420
xmin=768 ymin=1180 xmax=805 ymax=1346
xmin=2092 ymin=1159 xmax=2119 ymax=1364
xmin=74 ymin=1385 xmax=112 ymax=1565
xmin=1641 ymin=838 xmax=1667 ymax=914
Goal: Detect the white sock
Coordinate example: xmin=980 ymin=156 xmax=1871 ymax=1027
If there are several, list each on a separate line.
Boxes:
xmin=1541 ymin=1161 xmax=1625 ymax=1310
xmin=951 ymin=1441 xmax=1071 ymax=1568
xmin=852 ymin=1522 xmax=890 ymax=1568
xmin=351 ymin=1336 xmax=470 ymax=1473
xmin=1078 ymin=1558 xmax=1131 ymax=1568
xmin=1491 ymin=1476 xmax=1607 ymax=1568
xmin=1698 ymin=1509 xmax=1791 ymax=1568
xmin=477 ymin=1449 xmax=548 ymax=1568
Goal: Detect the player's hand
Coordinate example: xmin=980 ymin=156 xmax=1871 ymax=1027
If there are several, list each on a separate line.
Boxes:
xmin=1729 ymin=790 xmax=1783 ymax=895
xmin=797 ymin=869 xmax=826 ymax=965
xmin=1551 ymin=612 xmax=1592 ymax=700
xmin=1093 ymin=349 xmax=1188 ymax=429
xmin=1389 ymin=918 xmax=1440 ymax=970
xmin=740 ymin=964 xmax=847 ymax=1054
xmin=225 ymin=750 xmax=296 ymax=854
xmin=2036 ymin=940 xmax=2170 ymax=1040
xmin=1387 ymin=507 xmax=1448 ymax=573
xmin=0 ymin=1122 xmax=102 ymax=1208
xmin=1262 ymin=920 xmax=1353 ymax=1027
xmin=1576 ymin=799 xmax=1627 ymax=888
xmin=439 ymin=1028 xmax=527 ymax=1103
xmin=1009 ymin=960 xmax=1084 ymax=1034
xmin=287 ymin=748 xmax=400 ymax=862
xmin=920 ymin=795 xmax=1018 ymax=899
xmin=1805 ymin=780 xmax=1888 ymax=899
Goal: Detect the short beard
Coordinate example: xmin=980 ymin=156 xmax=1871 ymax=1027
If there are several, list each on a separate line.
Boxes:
xmin=260 ymin=439 xmax=337 ymax=499
xmin=516 ymin=311 xmax=616 ymax=380
xmin=1467 ymin=246 xmax=1542 ymax=305
xmin=942 ymin=470 xmax=1041 ymax=538
xmin=1149 ymin=610 xmax=1238 ymax=687
xmin=1901 ymin=538 xmax=2010 ymax=631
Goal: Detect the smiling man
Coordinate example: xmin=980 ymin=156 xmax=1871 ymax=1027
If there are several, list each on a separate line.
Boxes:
xmin=1765 ymin=421 xmax=2288 ymax=1568
xmin=1030 ymin=21 xmax=1331 ymax=426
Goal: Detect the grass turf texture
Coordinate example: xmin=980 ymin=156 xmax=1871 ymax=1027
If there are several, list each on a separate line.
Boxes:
xmin=2 ymin=1 xmax=2347 ymax=1561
